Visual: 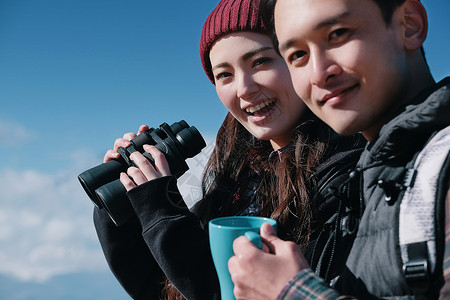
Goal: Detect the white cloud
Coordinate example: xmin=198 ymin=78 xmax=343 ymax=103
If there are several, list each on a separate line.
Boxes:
xmin=0 ymin=165 xmax=105 ymax=282
xmin=0 ymin=136 xmax=215 ymax=283
xmin=0 ymin=120 xmax=36 ymax=147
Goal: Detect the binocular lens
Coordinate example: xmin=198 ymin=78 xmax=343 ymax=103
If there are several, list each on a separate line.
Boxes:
xmin=95 ymin=179 xmax=135 ymax=226
xmin=78 ymin=159 xmax=127 ymax=208
xmin=176 ymin=127 xmax=206 ymax=158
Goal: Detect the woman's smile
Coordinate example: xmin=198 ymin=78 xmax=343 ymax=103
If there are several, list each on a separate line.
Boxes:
xmin=210 ymin=32 xmax=306 ymax=147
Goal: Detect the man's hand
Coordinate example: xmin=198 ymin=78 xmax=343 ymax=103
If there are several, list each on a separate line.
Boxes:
xmin=228 ymin=223 xmax=309 ymax=299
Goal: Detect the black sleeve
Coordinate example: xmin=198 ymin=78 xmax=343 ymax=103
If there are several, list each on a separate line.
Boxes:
xmin=127 ymin=175 xmax=220 ymax=300
xmin=93 ymin=206 xmax=163 ymax=299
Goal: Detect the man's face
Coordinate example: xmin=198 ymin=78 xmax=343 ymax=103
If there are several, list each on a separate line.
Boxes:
xmin=275 ymin=0 xmax=410 ymax=140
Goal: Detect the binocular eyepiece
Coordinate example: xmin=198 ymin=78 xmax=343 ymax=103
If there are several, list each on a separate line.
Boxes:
xmin=78 ymin=120 xmax=206 ymax=226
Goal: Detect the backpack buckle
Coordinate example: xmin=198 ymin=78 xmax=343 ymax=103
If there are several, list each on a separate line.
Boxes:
xmin=403 ymin=259 xmax=430 ymax=295
xmin=403 ymin=260 xmax=429 ymax=282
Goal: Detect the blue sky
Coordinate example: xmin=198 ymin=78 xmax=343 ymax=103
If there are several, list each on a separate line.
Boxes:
xmin=0 ymin=0 xmax=448 ymax=299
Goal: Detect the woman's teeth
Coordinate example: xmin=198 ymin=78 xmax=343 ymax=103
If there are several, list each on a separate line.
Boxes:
xmin=245 ymin=99 xmax=276 ymax=115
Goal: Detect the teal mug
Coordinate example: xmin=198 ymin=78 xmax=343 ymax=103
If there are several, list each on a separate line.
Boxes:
xmin=208 ymin=216 xmax=277 ymax=300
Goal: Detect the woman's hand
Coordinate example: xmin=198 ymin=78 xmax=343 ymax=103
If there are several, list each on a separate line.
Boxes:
xmin=120 ymin=145 xmax=171 ymax=191
xmin=103 ymin=124 xmax=149 ymax=163
xmin=101 ymin=124 xmax=172 ymax=191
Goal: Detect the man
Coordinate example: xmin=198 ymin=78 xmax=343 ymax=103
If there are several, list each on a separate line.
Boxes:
xmin=228 ymin=0 xmax=450 ymax=298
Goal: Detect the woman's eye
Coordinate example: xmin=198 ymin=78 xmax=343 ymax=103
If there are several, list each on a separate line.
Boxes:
xmin=252 ymin=57 xmax=272 ymax=68
xmin=216 ymin=72 xmax=232 ymax=81
xmin=288 ymin=50 xmax=307 ymax=64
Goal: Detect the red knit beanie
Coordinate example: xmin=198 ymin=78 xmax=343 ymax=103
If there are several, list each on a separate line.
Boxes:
xmin=200 ymin=0 xmax=266 ymax=84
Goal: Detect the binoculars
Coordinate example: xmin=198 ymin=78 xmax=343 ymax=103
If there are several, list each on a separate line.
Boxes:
xmin=78 ymin=120 xmax=206 ymax=226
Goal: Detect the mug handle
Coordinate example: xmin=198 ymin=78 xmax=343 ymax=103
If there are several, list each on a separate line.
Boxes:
xmin=244 ymin=231 xmax=262 ymax=250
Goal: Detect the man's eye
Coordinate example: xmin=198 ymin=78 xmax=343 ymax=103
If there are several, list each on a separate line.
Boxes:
xmin=329 ymin=28 xmax=349 ymax=41
xmin=288 ymin=50 xmax=307 ymax=64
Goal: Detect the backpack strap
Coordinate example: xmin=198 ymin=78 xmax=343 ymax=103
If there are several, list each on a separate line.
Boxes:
xmin=399 ymin=125 xmax=450 ymax=296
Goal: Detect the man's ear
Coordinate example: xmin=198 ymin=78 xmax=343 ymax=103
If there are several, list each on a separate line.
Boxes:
xmin=400 ymin=0 xmax=428 ymax=51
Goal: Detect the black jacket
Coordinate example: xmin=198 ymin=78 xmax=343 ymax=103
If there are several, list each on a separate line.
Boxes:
xmin=94 ymin=176 xmax=220 ymax=300
xmin=337 ymin=77 xmax=450 ymax=299
xmin=94 ymin=136 xmax=365 ymax=299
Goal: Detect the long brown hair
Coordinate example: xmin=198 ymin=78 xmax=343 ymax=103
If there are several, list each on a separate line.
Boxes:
xmin=162 ymin=108 xmax=352 ymax=299
xmin=197 ymin=110 xmax=331 ymax=245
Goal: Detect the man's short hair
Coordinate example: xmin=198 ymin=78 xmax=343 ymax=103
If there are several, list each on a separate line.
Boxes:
xmin=260 ymin=0 xmax=425 ymax=58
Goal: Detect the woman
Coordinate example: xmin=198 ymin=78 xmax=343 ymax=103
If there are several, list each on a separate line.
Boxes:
xmin=94 ymin=0 xmax=365 ymax=299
